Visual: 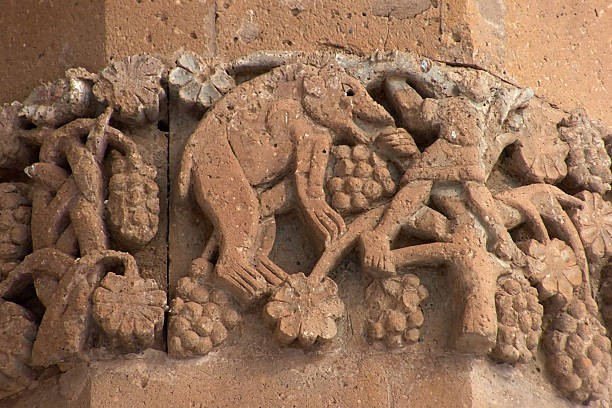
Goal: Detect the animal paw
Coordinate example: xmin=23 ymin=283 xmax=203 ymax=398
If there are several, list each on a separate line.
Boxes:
xmin=256 ymin=255 xmax=289 ymax=287
xmin=359 ymin=231 xmax=396 ymax=278
xmin=302 ymin=198 xmax=347 ymax=247
xmin=215 ymin=256 xmax=269 ymax=305
xmin=374 ymin=128 xmax=419 ymax=158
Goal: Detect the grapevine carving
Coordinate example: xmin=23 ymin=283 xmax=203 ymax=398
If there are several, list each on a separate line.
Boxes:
xmin=0 ymin=56 xmax=164 ymax=398
xmin=1 ymin=50 xmax=611 ymax=405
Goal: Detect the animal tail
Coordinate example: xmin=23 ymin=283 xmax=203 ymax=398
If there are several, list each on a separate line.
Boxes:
xmin=177 ymin=142 xmax=194 ymax=200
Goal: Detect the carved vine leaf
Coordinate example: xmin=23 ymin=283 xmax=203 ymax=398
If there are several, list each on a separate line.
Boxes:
xmin=568 ymin=191 xmax=612 ymax=264
xmin=168 ymin=52 xmax=235 ymax=110
xmin=520 ymin=238 xmax=582 ymax=307
xmin=20 ymin=68 xmax=98 ymax=128
xmin=263 ymin=273 xmax=344 ymax=346
xmin=0 ymin=300 xmax=37 ymax=400
xmin=168 ymin=276 xmax=241 ymax=358
xmin=491 ymin=274 xmax=543 ymax=365
xmin=93 ymin=271 xmax=167 ymax=352
xmin=510 ymin=126 xmax=569 ymax=185
xmin=558 ymin=110 xmax=612 ymax=195
xmin=93 ymin=54 xmax=166 ymax=126
xmin=364 ymin=274 xmax=428 ymax=348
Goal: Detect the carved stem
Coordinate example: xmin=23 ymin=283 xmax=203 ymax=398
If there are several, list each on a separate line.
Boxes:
xmin=393 ymin=242 xmax=500 ymax=354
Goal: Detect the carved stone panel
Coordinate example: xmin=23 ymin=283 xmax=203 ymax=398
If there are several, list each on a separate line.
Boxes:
xmin=1 ymin=50 xmax=611 ymax=406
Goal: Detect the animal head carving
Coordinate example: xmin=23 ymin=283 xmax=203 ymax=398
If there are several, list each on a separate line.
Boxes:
xmin=301 ymin=67 xmax=394 ymax=145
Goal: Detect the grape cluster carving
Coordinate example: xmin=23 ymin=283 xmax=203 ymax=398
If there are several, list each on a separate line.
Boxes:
xmin=107 ymin=152 xmax=160 ymax=250
xmin=0 ymin=183 xmax=31 ymax=280
xmin=0 ymin=301 xmax=37 ymax=399
xmin=327 ymin=145 xmax=397 ymax=214
xmin=168 ymin=277 xmax=241 ymax=357
xmin=543 ymin=295 xmax=611 ymax=403
xmin=365 ymin=274 xmax=428 ymax=348
xmin=491 ymin=275 xmax=543 ymax=364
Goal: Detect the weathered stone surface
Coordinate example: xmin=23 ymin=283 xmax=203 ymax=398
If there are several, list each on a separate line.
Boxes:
xmin=0 ymin=0 xmax=105 ymax=106
xmin=2 ymin=49 xmax=612 ymax=407
xmin=1 ymin=0 xmax=611 ymax=406
xmin=2 ymin=1 xmax=610 ymax=126
xmin=504 ymin=1 xmax=612 ymax=124
xmin=0 ymin=350 xmax=580 ymax=408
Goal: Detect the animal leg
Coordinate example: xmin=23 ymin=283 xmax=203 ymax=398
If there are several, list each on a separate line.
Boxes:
xmin=358 ymin=180 xmax=432 ymax=278
xmin=464 ymin=181 xmax=524 ymax=263
xmin=294 ymin=128 xmax=346 ymax=251
xmin=191 ymin=150 xmax=268 ymax=305
xmin=254 ymin=216 xmax=288 ymax=286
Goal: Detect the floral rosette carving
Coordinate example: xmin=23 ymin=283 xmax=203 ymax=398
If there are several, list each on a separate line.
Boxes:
xmin=491 ymin=275 xmax=543 ymax=364
xmin=520 ymin=238 xmax=582 ymax=308
xmin=364 ymin=274 xmax=428 ymax=348
xmin=543 ymin=295 xmax=611 ymax=403
xmin=168 ymin=276 xmax=241 ymax=357
xmin=0 ymin=300 xmax=38 ymax=399
xmin=107 ymin=151 xmax=159 ymax=250
xmin=169 ymin=52 xmax=235 ymax=110
xmin=93 ymin=54 xmax=166 ymax=126
xmin=262 ymin=273 xmax=344 ymax=346
xmin=568 ymin=191 xmax=612 ymax=268
xmin=93 ymin=271 xmax=167 ymax=352
xmin=509 ymin=113 xmax=569 ymax=184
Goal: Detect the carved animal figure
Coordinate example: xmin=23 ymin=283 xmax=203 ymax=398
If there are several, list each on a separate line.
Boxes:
xmin=177 ymin=63 xmax=414 ymax=304
xmin=355 ymin=81 xmax=536 ymax=278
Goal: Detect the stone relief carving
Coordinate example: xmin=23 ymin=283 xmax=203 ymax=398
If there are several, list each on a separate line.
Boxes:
xmin=0 ymin=55 xmax=165 ymax=398
xmin=0 ymin=49 xmax=611 ymax=405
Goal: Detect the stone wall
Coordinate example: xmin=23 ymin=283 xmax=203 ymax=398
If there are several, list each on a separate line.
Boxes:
xmin=1 ymin=1 xmax=611 ymax=407
xmin=2 ymin=0 xmax=611 ymax=123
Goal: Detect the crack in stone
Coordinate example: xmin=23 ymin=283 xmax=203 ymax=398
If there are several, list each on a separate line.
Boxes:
xmin=428 ymin=57 xmax=571 ymax=114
